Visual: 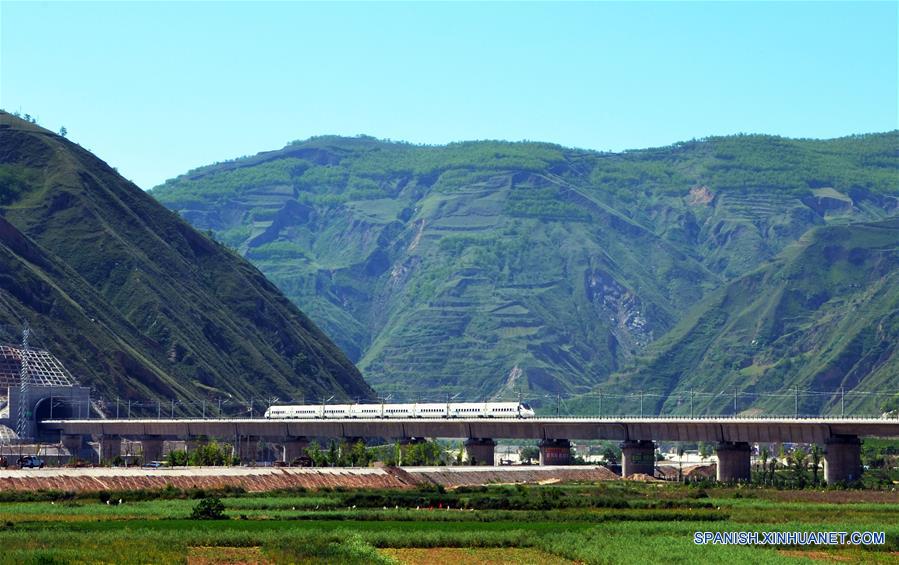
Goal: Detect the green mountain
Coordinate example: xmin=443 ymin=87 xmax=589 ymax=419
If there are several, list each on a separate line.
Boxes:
xmin=618 ymin=218 xmax=899 ymax=416
xmin=0 ymin=112 xmax=373 ymax=407
xmin=152 ymin=132 xmax=898 ymax=408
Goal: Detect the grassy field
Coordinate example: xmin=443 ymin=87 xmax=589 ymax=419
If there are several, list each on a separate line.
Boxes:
xmin=0 ymin=483 xmax=896 ymax=564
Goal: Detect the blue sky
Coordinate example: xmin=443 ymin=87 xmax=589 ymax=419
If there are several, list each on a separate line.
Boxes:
xmin=2 ymin=2 xmax=896 ymax=190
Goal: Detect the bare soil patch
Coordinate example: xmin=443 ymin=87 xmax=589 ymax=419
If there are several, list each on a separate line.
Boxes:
xmin=757 ymin=490 xmax=899 ymax=504
xmin=188 ymin=546 xmax=272 ymax=565
xmin=777 ymin=549 xmax=899 ymax=563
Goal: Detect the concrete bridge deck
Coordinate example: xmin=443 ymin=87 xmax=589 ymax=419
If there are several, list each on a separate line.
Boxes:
xmin=40 ymin=417 xmax=899 ymax=484
xmin=40 ymin=416 xmax=899 ymax=443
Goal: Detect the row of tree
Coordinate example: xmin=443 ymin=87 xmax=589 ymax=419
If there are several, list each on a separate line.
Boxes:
xmin=157 ymin=438 xmax=456 ymax=468
xmin=755 ymin=445 xmax=823 ymax=488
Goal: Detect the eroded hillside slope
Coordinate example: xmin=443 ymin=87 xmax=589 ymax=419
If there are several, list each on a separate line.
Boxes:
xmin=0 ymin=112 xmax=373 ymax=405
xmin=153 ymin=133 xmax=898 ymax=403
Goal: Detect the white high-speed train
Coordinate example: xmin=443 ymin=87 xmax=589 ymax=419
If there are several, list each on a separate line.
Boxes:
xmin=264 ymin=401 xmax=536 ymax=419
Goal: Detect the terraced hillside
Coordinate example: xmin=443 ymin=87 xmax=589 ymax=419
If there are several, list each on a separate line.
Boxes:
xmin=0 ymin=113 xmax=373 ymax=406
xmin=153 ymin=132 xmax=898 ymax=404
xmin=619 ymin=218 xmax=899 ymax=416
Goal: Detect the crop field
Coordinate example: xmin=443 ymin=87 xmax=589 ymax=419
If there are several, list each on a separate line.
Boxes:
xmin=0 ymin=483 xmax=896 ymax=564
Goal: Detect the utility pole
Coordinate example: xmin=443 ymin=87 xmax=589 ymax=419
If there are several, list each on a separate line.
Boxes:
xmin=690 ymin=389 xmax=694 ymax=419
xmin=598 ymin=389 xmax=603 ymax=418
xmin=794 ymin=387 xmax=799 ymax=418
xmin=170 ymin=399 xmax=175 ymax=418
xmin=202 ymin=399 xmax=206 ymax=419
xmin=556 ymin=394 xmax=561 ymax=417
xmin=639 ymin=390 xmax=644 ymax=418
xmin=116 ymin=397 xmax=120 ymax=419
xmin=733 ymin=388 xmax=738 ymax=416
xmin=127 ymin=399 xmax=132 ymax=419
xmin=157 ymin=399 xmax=161 ymax=419
xmin=840 ymin=386 xmax=845 ymax=418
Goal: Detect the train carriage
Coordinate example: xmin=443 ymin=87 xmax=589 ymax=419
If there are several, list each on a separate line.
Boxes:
xmin=264 ymin=401 xmax=535 ymax=419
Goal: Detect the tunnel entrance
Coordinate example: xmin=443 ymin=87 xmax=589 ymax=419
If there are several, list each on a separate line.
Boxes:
xmin=33 ymin=396 xmax=80 ymax=441
xmin=33 ymin=397 xmax=77 ymax=422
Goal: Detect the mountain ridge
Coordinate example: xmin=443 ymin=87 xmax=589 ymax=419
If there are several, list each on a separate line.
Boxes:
xmin=0 ymin=111 xmax=374 ymax=407
xmin=152 ymin=130 xmax=899 ymax=411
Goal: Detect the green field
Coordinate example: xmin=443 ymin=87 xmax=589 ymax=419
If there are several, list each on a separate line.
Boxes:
xmin=1 ymin=483 xmax=897 ymax=564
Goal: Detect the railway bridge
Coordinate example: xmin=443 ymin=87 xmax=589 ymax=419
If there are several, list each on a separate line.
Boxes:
xmin=41 ymin=417 xmax=899 ymax=483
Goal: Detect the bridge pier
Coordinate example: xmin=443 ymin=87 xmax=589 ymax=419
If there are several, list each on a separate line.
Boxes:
xmin=281 ymin=437 xmax=309 ymax=463
xmin=140 ymin=437 xmax=165 ymax=463
xmin=237 ymin=436 xmax=259 ymax=464
xmin=824 ymin=436 xmax=862 ymax=484
xmin=716 ymin=441 xmax=751 ymax=482
xmin=185 ymin=440 xmax=201 ymax=454
xmin=61 ymin=434 xmax=84 ymax=457
xmin=98 ymin=435 xmax=122 ymax=462
xmin=539 ymin=439 xmax=572 ymax=465
xmin=464 ymin=438 xmax=496 ymax=466
xmin=620 ymin=440 xmax=655 ymax=477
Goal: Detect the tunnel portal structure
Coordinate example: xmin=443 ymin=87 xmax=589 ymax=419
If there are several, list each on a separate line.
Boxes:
xmin=0 ymin=345 xmax=91 ymax=440
xmin=41 ymin=416 xmax=899 ymax=483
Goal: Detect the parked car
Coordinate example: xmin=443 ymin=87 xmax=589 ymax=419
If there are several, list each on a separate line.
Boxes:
xmin=17 ymin=456 xmax=44 ymax=469
xmin=290 ymin=455 xmax=314 ymax=467
xmin=141 ymin=460 xmax=169 ymax=469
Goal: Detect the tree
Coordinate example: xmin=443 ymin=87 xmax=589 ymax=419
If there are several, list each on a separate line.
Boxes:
xmin=190 ymin=497 xmax=227 ymax=520
xmin=407 ymin=442 xmax=425 ymax=465
xmin=59 ymin=126 xmax=67 ymax=137
xmin=791 ymin=447 xmax=809 ymax=488
xmin=601 ymin=444 xmax=620 ymax=465
xmin=337 ymin=440 xmax=352 ymax=466
xmin=394 ymin=441 xmax=403 ymax=466
xmin=811 ymin=445 xmax=822 ymax=486
xmin=423 ymin=440 xmax=443 ymax=465
xmin=327 ymin=440 xmax=339 ymax=467
xmin=305 ymin=442 xmax=325 ymax=467
xmin=350 ymin=440 xmax=370 ymax=467
xmin=166 ymin=449 xmax=188 ymax=467
xmin=189 ymin=441 xmax=229 ymax=466
xmin=520 ymin=446 xmax=540 ymax=463
xmin=759 ymin=447 xmax=770 ymax=484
